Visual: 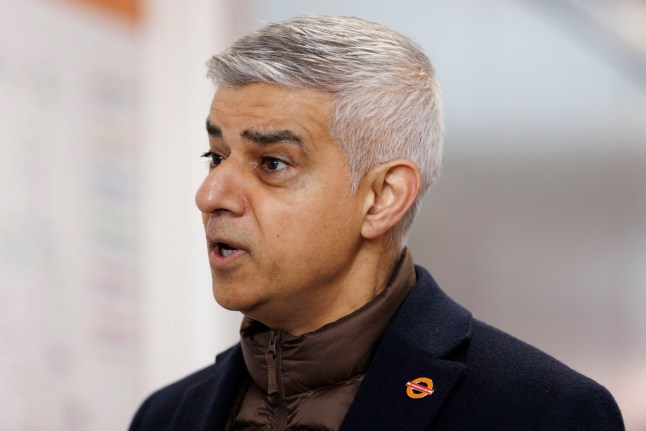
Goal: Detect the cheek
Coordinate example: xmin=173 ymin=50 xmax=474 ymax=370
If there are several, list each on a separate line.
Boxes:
xmin=289 ymin=193 xmax=361 ymax=247
xmin=255 ymin=173 xmax=361 ymax=252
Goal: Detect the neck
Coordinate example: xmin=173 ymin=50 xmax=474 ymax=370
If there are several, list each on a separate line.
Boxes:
xmin=247 ymin=242 xmax=402 ymax=335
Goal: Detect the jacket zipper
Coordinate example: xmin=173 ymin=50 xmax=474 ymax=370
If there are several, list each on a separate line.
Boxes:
xmin=266 ymin=331 xmax=279 ymax=399
xmin=267 ymin=330 xmax=288 ymax=431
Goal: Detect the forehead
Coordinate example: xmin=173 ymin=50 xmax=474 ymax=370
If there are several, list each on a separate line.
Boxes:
xmin=209 ymin=83 xmax=334 ymax=139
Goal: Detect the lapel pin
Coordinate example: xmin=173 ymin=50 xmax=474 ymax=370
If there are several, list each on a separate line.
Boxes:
xmin=406 ymin=377 xmax=434 ymax=399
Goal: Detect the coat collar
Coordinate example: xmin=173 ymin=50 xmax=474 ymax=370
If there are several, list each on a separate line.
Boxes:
xmin=340 ymin=265 xmax=472 ymax=431
xmin=384 ymin=265 xmax=472 ymax=358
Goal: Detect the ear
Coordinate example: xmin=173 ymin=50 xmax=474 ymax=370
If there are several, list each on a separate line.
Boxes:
xmin=360 ymin=160 xmax=421 ymax=240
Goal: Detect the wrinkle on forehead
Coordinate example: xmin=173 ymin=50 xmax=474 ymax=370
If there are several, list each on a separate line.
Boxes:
xmin=208 ymin=83 xmax=334 ymax=141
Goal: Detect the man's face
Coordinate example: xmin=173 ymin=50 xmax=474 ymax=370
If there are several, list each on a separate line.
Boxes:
xmin=196 ymin=83 xmax=367 ymax=329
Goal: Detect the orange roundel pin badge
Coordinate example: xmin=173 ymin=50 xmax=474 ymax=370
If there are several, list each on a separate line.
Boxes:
xmin=406 ymin=377 xmax=434 ymax=399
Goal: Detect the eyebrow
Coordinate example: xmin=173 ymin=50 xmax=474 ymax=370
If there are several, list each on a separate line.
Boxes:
xmin=241 ymin=129 xmax=303 ymax=145
xmin=206 ymin=120 xmax=222 ymax=138
xmin=206 ymin=119 xmax=304 ymax=147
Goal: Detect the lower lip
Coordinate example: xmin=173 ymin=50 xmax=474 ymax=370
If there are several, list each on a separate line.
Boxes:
xmin=208 ymin=247 xmax=247 ymax=270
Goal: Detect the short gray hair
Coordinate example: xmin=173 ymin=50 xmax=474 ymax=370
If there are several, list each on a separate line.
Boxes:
xmin=207 ymin=15 xmax=444 ymax=244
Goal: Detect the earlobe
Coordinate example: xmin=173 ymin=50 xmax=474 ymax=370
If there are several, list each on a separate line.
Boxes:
xmin=361 ymin=160 xmax=421 ymax=240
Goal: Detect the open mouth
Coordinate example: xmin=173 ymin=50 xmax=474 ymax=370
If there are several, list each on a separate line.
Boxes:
xmin=216 ymin=242 xmax=239 ymax=258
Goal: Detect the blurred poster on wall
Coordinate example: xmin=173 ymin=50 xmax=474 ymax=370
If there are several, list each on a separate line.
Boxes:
xmin=0 ymin=1 xmax=139 ymax=429
xmin=58 ymin=0 xmax=141 ymax=24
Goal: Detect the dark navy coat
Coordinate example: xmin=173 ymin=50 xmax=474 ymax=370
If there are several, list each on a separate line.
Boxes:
xmin=130 ymin=266 xmax=624 ymax=430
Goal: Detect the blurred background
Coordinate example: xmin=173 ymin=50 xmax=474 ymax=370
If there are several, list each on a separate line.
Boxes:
xmin=1 ymin=0 xmax=644 ymax=429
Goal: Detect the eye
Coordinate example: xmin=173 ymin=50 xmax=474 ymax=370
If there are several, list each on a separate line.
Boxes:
xmin=261 ymin=157 xmax=289 ymax=172
xmin=201 ymin=151 xmax=224 ymax=168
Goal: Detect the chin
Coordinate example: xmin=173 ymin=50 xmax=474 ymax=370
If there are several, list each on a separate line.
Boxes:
xmin=212 ymin=284 xmax=258 ymax=314
xmin=212 ymin=289 xmax=242 ymax=311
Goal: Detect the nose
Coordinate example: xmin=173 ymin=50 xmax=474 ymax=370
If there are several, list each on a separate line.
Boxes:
xmin=195 ymin=159 xmax=246 ymax=216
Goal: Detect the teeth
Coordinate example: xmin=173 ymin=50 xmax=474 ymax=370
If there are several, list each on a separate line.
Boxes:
xmin=215 ymin=242 xmax=240 ymax=258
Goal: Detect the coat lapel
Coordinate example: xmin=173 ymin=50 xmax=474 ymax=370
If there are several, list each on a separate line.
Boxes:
xmin=169 ymin=345 xmax=246 ymax=431
xmin=341 ymin=266 xmax=472 ymax=431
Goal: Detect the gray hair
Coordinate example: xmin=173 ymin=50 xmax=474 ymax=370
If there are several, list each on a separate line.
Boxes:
xmin=207 ymin=15 xmax=444 ymax=244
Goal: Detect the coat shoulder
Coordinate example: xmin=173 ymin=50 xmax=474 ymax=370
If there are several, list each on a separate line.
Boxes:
xmin=468 ymin=319 xmax=606 ymax=392
xmin=440 ymin=319 xmax=624 ymax=430
xmin=128 ymin=344 xmax=241 ymax=431
xmin=385 ymin=265 xmax=623 ymax=429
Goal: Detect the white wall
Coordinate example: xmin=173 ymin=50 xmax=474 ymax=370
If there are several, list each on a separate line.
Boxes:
xmin=1 ymin=2 xmax=140 ymax=430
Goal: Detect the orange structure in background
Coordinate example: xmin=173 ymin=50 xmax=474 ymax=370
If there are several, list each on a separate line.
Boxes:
xmin=56 ymin=0 xmax=141 ymax=24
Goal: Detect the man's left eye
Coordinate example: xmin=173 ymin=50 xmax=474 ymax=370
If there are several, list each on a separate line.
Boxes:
xmin=262 ymin=157 xmax=289 ymax=171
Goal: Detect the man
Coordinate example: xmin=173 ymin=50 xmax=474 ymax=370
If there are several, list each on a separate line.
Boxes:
xmin=130 ymin=16 xmax=624 ymax=430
